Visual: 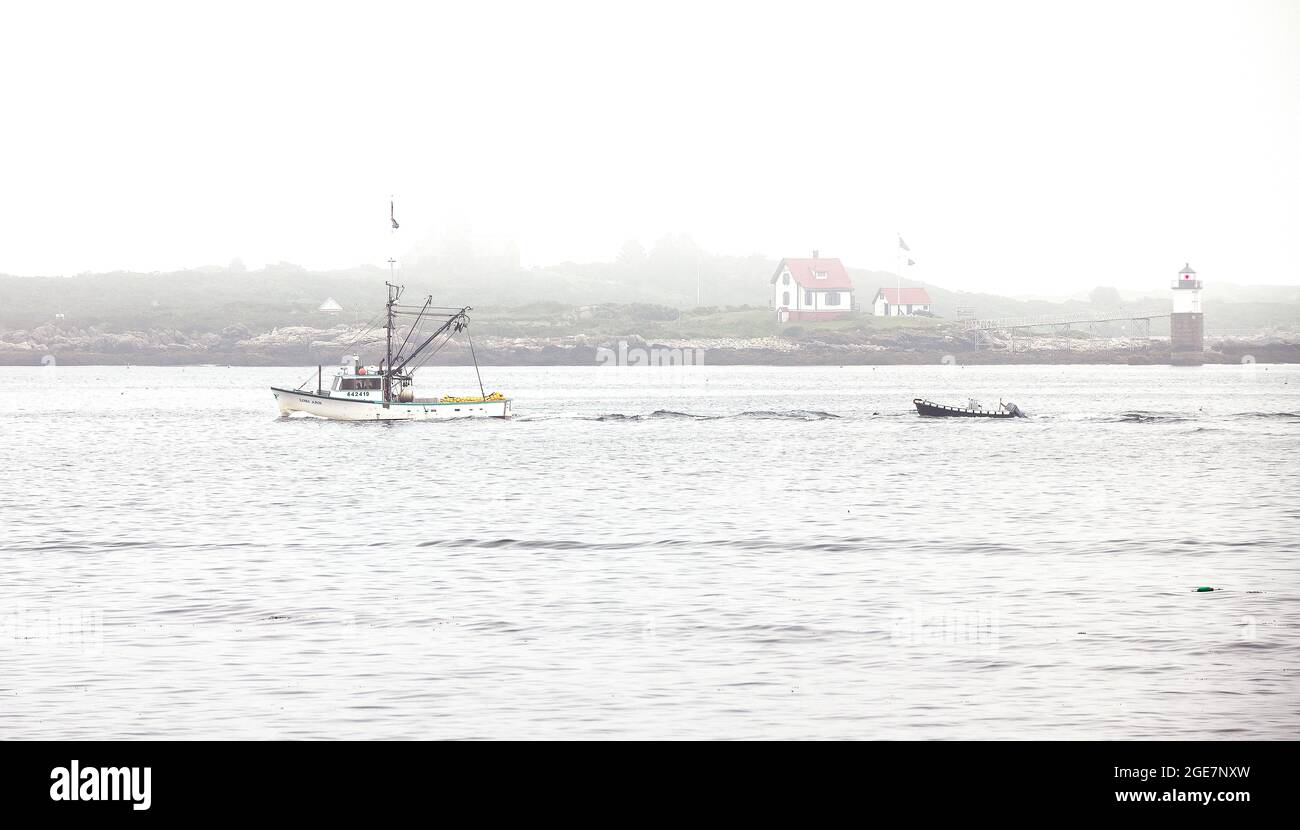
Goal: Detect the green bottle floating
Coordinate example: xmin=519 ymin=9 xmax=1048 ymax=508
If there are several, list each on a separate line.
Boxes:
xmin=1194 ymin=586 xmax=1216 ymax=592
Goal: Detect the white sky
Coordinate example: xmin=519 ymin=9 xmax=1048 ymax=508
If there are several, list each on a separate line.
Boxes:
xmin=1 ymin=0 xmax=1297 ymax=294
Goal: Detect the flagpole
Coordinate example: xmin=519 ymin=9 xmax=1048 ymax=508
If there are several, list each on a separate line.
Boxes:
xmin=896 ymin=233 xmax=902 ymax=318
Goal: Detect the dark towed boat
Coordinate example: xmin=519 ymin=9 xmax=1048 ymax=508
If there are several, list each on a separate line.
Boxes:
xmin=914 ymin=398 xmax=1025 ymax=418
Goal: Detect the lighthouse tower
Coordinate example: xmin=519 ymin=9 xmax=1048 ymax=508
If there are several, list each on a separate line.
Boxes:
xmin=1170 ymin=262 xmax=1204 ymax=361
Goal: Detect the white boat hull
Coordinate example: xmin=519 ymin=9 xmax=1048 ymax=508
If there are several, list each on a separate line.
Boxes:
xmin=272 ymin=387 xmax=510 ymax=421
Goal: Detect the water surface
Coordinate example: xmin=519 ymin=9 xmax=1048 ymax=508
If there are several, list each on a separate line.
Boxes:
xmin=1 ymin=363 xmax=1296 ymax=738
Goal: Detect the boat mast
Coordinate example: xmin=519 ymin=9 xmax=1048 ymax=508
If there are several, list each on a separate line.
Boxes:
xmin=384 ymin=276 xmax=399 ymax=408
xmin=384 ymin=196 xmax=401 ymax=407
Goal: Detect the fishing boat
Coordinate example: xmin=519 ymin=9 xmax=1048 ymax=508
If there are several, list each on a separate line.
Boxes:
xmin=272 ymin=282 xmax=510 ymax=421
xmin=913 ymin=398 xmax=1025 ymax=418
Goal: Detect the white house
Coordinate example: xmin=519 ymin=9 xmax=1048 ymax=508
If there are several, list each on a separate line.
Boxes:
xmin=771 ymin=252 xmax=855 ymax=321
xmin=872 ymin=286 xmax=933 ymax=316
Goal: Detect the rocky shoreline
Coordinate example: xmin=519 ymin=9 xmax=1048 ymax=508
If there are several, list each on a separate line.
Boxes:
xmin=2 ymin=323 xmax=1297 ymax=366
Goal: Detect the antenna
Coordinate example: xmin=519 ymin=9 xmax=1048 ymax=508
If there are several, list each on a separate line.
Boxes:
xmin=388 ymin=193 xmax=399 ymax=282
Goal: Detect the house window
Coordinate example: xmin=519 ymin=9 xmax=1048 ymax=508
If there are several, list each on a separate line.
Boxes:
xmin=804 ymin=290 xmax=813 ymax=305
xmin=782 ymin=291 xmax=790 ymax=306
xmin=826 ymin=291 xmax=840 ymax=306
xmin=782 ymin=273 xmax=790 ymax=285
xmin=813 ymin=270 xmax=828 ymax=280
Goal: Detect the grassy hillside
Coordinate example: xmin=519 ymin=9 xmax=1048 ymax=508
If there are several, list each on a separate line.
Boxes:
xmin=2 ymin=258 xmax=1296 ymax=338
xmin=470 ymin=303 xmax=945 ymax=341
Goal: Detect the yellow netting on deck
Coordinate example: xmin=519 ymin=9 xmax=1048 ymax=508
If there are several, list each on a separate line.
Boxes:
xmin=439 ymin=392 xmax=505 ymax=403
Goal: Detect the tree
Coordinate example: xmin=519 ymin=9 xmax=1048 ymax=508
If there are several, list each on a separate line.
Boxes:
xmin=616 ymin=240 xmax=647 ymax=270
xmin=1089 ymin=286 xmax=1122 ymax=307
xmin=648 ymin=233 xmax=703 ymax=295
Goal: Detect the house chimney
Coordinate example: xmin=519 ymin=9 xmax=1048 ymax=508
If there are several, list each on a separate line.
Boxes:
xmin=812 ymin=249 xmax=819 ymax=259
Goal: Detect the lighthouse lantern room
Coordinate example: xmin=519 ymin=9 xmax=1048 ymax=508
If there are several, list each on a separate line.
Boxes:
xmin=1172 ymin=263 xmax=1202 ymax=313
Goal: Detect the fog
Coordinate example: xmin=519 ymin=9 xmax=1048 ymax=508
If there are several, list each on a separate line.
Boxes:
xmin=2 ymin=0 xmax=1297 ymax=294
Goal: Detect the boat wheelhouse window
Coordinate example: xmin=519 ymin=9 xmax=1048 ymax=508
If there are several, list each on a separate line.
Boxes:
xmin=340 ymin=378 xmax=382 ymax=390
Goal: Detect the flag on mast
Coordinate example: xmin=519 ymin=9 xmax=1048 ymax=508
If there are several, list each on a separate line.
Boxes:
xmin=390 ymin=200 xmax=400 ymax=230
xmin=907 ymin=258 xmax=916 ymax=266
xmin=898 ymin=234 xmax=910 ymax=252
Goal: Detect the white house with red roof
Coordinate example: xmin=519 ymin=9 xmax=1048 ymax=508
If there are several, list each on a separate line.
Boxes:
xmin=872 ymin=286 xmax=933 ymax=316
xmin=771 ymin=251 xmax=855 ymax=321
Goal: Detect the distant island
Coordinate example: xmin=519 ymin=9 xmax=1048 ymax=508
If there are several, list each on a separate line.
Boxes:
xmin=2 ymin=250 xmax=1297 ymax=366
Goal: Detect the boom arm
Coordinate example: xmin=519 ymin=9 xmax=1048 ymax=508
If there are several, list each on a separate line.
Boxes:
xmin=389 ymin=307 xmax=470 ymax=376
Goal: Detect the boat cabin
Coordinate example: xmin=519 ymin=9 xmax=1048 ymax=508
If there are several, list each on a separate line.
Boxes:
xmin=320 ymin=355 xmax=386 ymax=400
xmin=313 ymin=354 xmax=422 ymax=402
